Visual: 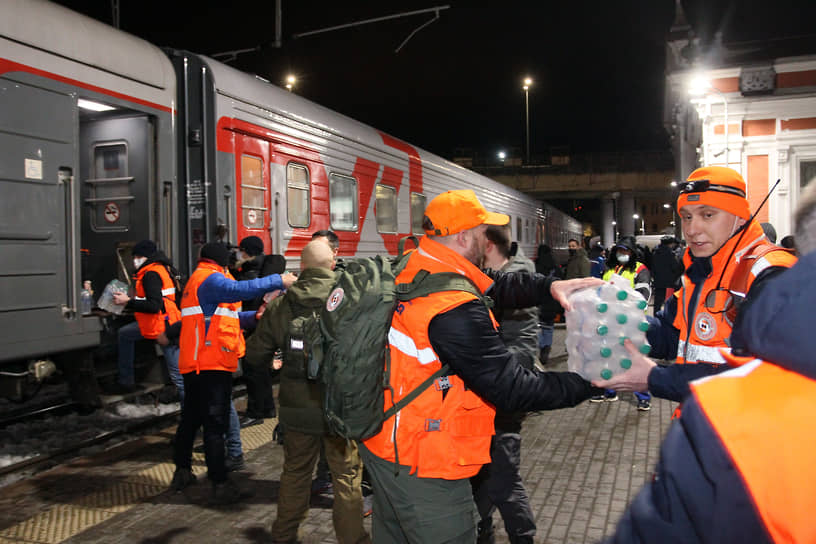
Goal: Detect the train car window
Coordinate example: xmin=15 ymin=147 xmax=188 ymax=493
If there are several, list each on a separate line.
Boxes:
xmin=329 ymin=173 xmax=358 ymax=231
xmin=410 ymin=192 xmax=426 ymax=234
xmin=375 ymin=184 xmax=397 ymax=233
xmin=516 ymin=217 xmax=522 ymax=242
xmin=525 ymin=219 xmax=530 ymax=244
xmin=287 ymin=162 xmax=310 ymax=228
xmin=241 ymin=155 xmax=266 ymax=229
xmin=89 ymin=142 xmax=131 ymax=232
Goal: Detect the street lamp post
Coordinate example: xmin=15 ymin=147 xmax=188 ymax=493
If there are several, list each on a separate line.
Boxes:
xmin=689 ymin=77 xmax=729 ymax=165
xmin=633 ymin=213 xmax=644 ymax=234
xmin=523 ymin=77 xmax=532 ymax=164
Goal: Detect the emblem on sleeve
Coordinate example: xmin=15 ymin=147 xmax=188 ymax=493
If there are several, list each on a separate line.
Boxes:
xmin=695 ymin=311 xmax=717 ymax=341
xmin=326 ymin=287 xmax=344 ymax=312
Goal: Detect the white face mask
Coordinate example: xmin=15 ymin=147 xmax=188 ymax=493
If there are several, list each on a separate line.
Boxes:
xmin=617 ymin=253 xmax=631 ymax=264
xmin=133 ymin=256 xmax=147 ymax=269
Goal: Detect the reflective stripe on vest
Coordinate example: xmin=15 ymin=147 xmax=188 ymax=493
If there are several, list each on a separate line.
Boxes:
xmin=362 ymin=236 xmax=497 ymax=479
xmin=691 ymin=360 xmax=816 ymax=543
xmin=676 ymin=339 xmax=728 ymax=365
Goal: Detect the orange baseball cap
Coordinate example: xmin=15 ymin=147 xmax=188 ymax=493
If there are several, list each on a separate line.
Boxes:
xmin=676 ymin=166 xmax=751 ymax=220
xmin=422 ymin=190 xmax=509 ymax=236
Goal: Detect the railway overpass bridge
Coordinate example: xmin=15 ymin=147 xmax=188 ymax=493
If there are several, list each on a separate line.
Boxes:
xmin=459 ymin=150 xmax=676 ymax=247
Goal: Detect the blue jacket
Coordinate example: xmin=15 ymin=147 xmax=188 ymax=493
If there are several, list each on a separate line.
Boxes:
xmin=197 ymin=271 xmax=285 ymax=332
xmin=606 ymin=250 xmax=816 ymax=544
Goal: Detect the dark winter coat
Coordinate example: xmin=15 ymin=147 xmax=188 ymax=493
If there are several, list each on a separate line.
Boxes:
xmin=244 ymin=267 xmax=335 ymax=435
xmin=607 ymin=250 xmax=816 ymax=544
xmin=565 ymin=247 xmax=591 ymax=279
xmin=651 ymin=244 xmax=683 ymax=289
xmin=430 ymin=270 xmax=601 ymax=415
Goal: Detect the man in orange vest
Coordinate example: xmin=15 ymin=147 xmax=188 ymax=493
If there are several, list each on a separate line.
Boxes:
xmin=605 ymin=182 xmax=816 ymax=543
xmin=359 ymin=190 xmax=604 ymax=543
xmin=594 ymin=166 xmax=796 ymax=405
xmin=170 ymin=242 xmax=296 ymax=504
xmin=110 ymin=240 xmax=182 ymax=397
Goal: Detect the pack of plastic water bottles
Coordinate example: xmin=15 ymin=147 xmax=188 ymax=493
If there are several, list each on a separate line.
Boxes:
xmin=565 ymin=274 xmax=651 ymax=381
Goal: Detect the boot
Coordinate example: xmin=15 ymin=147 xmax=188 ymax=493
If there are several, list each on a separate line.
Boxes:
xmin=169 ymin=467 xmax=196 ymax=492
xmin=211 ymin=478 xmax=252 ymax=505
xmin=539 ymin=345 xmax=551 ymax=365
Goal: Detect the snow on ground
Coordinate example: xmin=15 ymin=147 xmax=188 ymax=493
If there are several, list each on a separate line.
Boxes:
xmin=0 ymin=398 xmax=179 ymax=488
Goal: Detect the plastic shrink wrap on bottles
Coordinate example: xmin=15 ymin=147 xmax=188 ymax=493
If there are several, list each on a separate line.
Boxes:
xmin=96 ymin=279 xmax=129 ymax=315
xmin=565 ymin=273 xmax=650 ymax=381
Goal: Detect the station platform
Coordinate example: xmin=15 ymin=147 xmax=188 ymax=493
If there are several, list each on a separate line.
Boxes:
xmin=0 ymin=327 xmax=675 ymax=544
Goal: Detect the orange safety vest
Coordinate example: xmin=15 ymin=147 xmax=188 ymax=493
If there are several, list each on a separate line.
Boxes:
xmin=673 ymin=221 xmax=796 ymax=366
xmin=133 ymin=262 xmax=181 ymax=339
xmin=691 ymin=353 xmax=816 ymax=543
xmin=178 ymin=261 xmax=244 ymax=374
xmin=363 ymin=237 xmax=497 ymax=479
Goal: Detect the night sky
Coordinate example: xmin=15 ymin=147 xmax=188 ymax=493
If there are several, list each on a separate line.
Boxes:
xmin=54 ymin=0 xmax=816 ymax=160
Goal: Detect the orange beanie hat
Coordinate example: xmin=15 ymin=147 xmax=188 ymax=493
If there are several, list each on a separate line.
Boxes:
xmin=676 ymin=166 xmax=751 ymax=220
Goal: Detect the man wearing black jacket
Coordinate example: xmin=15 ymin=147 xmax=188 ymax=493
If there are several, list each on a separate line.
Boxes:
xmin=359 ymin=190 xmax=604 ymax=543
xmin=110 ymin=240 xmax=182 ymax=397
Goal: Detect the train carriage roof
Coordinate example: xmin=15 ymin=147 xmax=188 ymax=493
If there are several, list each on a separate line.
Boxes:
xmin=1 ymin=0 xmax=174 ymax=91
xmin=202 ymin=55 xmax=540 ymax=208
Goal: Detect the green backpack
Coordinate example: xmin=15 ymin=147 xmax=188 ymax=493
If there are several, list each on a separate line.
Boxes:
xmin=305 ymin=237 xmax=489 ymax=441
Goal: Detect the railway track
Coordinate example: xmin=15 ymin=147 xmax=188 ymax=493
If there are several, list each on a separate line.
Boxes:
xmin=0 ymin=384 xmax=247 ymax=485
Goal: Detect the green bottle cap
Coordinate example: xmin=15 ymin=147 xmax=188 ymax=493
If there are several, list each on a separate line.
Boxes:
xmin=620 ymin=358 xmax=632 ymax=369
xmin=638 ymin=321 xmax=650 ymax=332
xmin=638 ymin=343 xmax=651 ymax=355
xmin=618 ymin=336 xmax=628 ymax=346
xmin=600 ymin=346 xmax=612 ymax=358
xmin=597 ymin=325 xmax=609 ymax=336
xmin=616 ymin=314 xmax=627 ymax=324
xmin=616 ymin=290 xmax=628 ymax=301
xmin=596 ymin=303 xmax=608 ymax=313
xmin=600 ymin=368 xmax=612 ymax=380
xmin=637 ymin=300 xmax=648 ymax=310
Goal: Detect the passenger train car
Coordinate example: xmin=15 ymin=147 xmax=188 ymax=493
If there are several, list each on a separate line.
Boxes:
xmin=0 ymin=0 xmax=582 ymax=403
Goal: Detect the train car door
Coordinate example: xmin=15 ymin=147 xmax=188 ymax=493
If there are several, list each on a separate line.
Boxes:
xmin=79 ymin=115 xmax=155 ymax=292
xmin=0 ymin=75 xmax=101 ymax=362
xmin=233 ymin=134 xmax=272 ymax=253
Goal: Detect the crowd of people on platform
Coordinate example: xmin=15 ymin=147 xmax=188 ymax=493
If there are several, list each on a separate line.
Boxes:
xmin=100 ymin=164 xmax=812 ymax=543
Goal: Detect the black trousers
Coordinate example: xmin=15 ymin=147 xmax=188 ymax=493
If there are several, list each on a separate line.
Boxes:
xmin=173 ymin=370 xmax=233 ymax=484
xmin=471 ymin=431 xmax=536 ymax=543
xmin=243 ymin=358 xmax=276 ymax=418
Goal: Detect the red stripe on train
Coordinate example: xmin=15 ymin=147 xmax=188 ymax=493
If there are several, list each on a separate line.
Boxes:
xmin=0 ymin=58 xmax=174 ymax=113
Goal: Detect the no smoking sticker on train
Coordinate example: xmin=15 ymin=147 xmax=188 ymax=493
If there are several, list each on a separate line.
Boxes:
xmin=104 ymin=202 xmax=120 ymax=223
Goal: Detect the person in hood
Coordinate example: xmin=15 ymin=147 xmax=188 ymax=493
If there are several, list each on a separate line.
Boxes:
xmin=564 ymin=238 xmax=591 ymax=279
xmin=594 ymin=166 xmax=796 ymax=413
xmin=604 ymin=176 xmax=816 ymax=544
xmin=110 ymin=240 xmax=182 ymax=397
xmin=596 ymin=237 xmax=653 ymax=410
xmin=245 ymin=240 xmax=371 ymax=544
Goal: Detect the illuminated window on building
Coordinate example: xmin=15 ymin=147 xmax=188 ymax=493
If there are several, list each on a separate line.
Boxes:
xmin=801 ymin=160 xmax=816 ymax=189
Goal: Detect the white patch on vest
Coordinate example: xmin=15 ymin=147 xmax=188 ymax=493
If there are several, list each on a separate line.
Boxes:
xmin=695 ymin=311 xmax=717 ymax=341
xmin=326 ymin=287 xmax=344 ymax=312
xmin=290 ymin=338 xmax=304 ymax=350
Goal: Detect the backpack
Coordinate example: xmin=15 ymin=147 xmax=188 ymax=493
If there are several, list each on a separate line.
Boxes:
xmin=303 ymin=236 xmax=489 ymax=441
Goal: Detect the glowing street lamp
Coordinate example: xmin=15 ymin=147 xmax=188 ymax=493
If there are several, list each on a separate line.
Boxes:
xmin=285 ymin=74 xmax=296 ymax=91
xmin=497 ymin=150 xmax=507 ymax=162
xmin=522 ymin=76 xmax=532 ymax=164
xmin=633 ymin=213 xmax=645 ymax=234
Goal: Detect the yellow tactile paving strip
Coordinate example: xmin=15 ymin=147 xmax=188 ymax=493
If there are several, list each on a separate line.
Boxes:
xmin=0 ymin=418 xmax=278 ymax=543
